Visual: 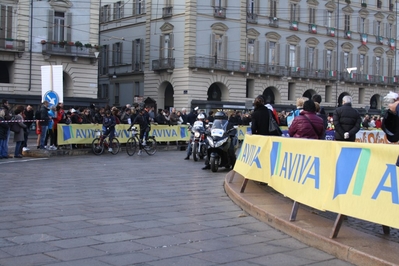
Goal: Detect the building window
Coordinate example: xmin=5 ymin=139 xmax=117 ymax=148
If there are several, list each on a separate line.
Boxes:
xmin=307 ymin=47 xmax=315 ymax=70
xmin=344 ymin=15 xmax=350 ymax=32
xmin=309 ymin=8 xmax=316 ymax=24
xmin=268 ymin=41 xmax=276 ymax=65
xmin=360 ymin=18 xmax=366 ymax=33
xmin=133 ymin=0 xmax=145 ymax=15
xmin=387 ymin=23 xmax=393 ymax=38
xmin=343 ymin=52 xmax=349 ymax=70
xmin=100 ymin=45 xmax=109 ymax=75
xmin=132 ymin=39 xmax=144 ymax=71
xmin=290 ymin=3 xmax=299 ymax=22
xmin=359 ymin=54 xmax=364 ymax=73
xmin=326 ymin=49 xmax=332 ymax=70
xmin=134 ymin=82 xmax=140 ymax=96
xmin=375 ymin=21 xmax=381 ymax=36
xmin=248 ymin=39 xmax=255 ymax=62
xmin=53 ymin=12 xmax=65 ymax=41
xmin=100 ymin=5 xmax=111 ymax=22
xmin=211 ymin=33 xmax=227 ymax=62
xmin=375 ymin=56 xmax=381 ymax=75
xmin=114 ymin=83 xmax=120 ymax=105
xmin=326 ymin=11 xmax=333 ymax=27
xmin=113 ymin=1 xmax=124 ymax=20
xmin=160 ymin=34 xmax=174 ymax=59
xmin=270 ymin=0 xmax=277 ymax=17
xmin=113 ymin=42 xmax=123 ymax=65
xmin=0 ymin=5 xmax=13 ymax=39
xmin=289 ymin=45 xmax=296 ymax=67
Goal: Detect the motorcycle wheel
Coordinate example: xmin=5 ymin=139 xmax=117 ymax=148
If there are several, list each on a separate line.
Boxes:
xmin=210 ymin=157 xmax=218 ymax=172
xmin=193 ymin=142 xmax=199 ymax=161
xmin=200 ymin=145 xmax=206 ymax=159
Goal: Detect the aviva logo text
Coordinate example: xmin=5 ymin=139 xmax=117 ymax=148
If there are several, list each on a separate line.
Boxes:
xmin=237 ymin=142 xmax=262 ymax=168
xmin=269 ymin=142 xmax=320 ymax=188
xmin=335 ymin=147 xmax=399 ymax=204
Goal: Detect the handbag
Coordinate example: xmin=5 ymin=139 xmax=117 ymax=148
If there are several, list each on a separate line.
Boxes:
xmin=268 ymin=110 xmax=282 ymax=136
xmin=10 ymin=120 xmax=21 ymax=133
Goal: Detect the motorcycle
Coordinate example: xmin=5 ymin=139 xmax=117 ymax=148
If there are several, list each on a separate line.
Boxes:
xmin=189 ymin=122 xmax=207 ymax=161
xmin=206 ymin=120 xmax=238 ymax=172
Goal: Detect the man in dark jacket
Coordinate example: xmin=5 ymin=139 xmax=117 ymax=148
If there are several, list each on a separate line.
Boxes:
xmin=251 ymin=95 xmax=272 ymax=136
xmin=333 ymin=95 xmax=361 ymax=141
xmin=39 ymin=101 xmax=51 ymax=149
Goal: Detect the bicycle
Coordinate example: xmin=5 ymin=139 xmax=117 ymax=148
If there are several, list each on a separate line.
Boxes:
xmin=92 ymin=129 xmax=120 ymax=155
xmin=126 ymin=126 xmax=157 ymax=156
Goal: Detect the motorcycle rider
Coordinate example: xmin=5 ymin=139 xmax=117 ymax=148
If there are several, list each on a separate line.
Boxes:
xmin=184 ymin=113 xmax=206 ymax=160
xmin=202 ymin=111 xmax=237 ymax=170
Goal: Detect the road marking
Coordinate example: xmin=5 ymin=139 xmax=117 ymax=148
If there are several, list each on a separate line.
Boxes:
xmin=0 ymin=158 xmax=48 ymax=164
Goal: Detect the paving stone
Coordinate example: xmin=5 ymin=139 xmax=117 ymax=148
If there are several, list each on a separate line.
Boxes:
xmin=0 ymin=253 xmax=58 ymax=266
xmin=44 ymin=247 xmax=106 ymax=261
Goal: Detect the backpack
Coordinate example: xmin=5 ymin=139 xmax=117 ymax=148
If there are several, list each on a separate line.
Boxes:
xmin=382 ymin=110 xmax=399 ymax=142
xmin=287 ymin=109 xmax=301 ymax=128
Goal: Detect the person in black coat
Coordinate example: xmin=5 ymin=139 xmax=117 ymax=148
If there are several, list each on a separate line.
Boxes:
xmin=251 ymin=95 xmax=272 ymax=136
xmin=333 ymin=95 xmax=361 ymax=141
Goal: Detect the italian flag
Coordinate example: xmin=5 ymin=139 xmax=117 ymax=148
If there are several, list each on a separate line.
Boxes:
xmin=295 ymin=67 xmax=300 ymax=72
xmin=329 ymin=70 xmax=336 ymax=77
xmin=381 ymin=76 xmax=385 ymax=82
xmin=366 ymin=75 xmax=371 ymax=81
xmin=349 ymin=72 xmax=355 ymax=79
xmin=393 ymin=76 xmax=398 ymax=83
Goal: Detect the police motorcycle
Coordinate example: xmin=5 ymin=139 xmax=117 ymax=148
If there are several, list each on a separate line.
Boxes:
xmin=205 ymin=112 xmax=239 ymax=172
xmin=188 ymin=114 xmax=207 ymax=161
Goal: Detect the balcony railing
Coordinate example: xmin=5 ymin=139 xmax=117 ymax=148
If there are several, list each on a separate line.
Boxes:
xmin=41 ymin=43 xmax=98 ymax=60
xmin=152 ymin=58 xmax=175 ymax=71
xmin=188 ymin=56 xmax=398 ymax=87
xmin=214 ymin=7 xmax=226 ymax=18
xmin=269 ymin=17 xmax=279 ymax=27
xmin=0 ymin=38 xmax=25 ymax=52
xmin=162 ymin=6 xmax=173 ymax=18
xmin=246 ymin=12 xmax=258 ymax=24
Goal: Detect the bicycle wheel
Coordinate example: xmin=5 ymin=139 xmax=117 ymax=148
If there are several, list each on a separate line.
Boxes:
xmin=126 ymin=137 xmax=137 ymax=156
xmin=92 ymin=138 xmax=104 ymax=155
xmin=144 ymin=137 xmax=157 ymax=155
xmin=109 ymin=138 xmax=120 ymax=155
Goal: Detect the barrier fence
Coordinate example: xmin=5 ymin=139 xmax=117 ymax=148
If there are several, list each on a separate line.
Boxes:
xmin=232 ymin=134 xmax=399 ymax=236
xmin=56 ymin=123 xmax=398 ymax=145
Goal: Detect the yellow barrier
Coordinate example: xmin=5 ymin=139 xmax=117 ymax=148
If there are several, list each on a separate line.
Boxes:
xmin=234 ymin=135 xmax=399 ymax=229
xmin=57 ymin=124 xmax=191 ymax=145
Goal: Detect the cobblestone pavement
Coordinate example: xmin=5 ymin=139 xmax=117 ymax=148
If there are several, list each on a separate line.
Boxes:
xmin=0 ymin=151 xmax=352 ymax=265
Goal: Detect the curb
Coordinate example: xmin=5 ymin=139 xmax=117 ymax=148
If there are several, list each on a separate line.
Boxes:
xmin=224 ymin=171 xmax=398 ymax=266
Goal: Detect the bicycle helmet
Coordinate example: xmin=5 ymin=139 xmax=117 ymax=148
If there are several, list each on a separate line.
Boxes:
xmin=214 ymin=111 xmax=227 ymax=120
xmin=197 ymin=113 xmax=205 ymax=120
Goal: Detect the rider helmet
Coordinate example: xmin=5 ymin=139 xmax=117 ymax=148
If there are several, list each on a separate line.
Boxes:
xmin=214 ymin=111 xmax=227 ymax=120
xmin=197 ymin=114 xmax=205 ymax=120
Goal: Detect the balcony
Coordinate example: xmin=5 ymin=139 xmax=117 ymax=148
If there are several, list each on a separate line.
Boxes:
xmin=269 ymin=17 xmax=279 ymax=28
xmin=214 ymin=7 xmax=226 ymax=18
xmin=308 ymin=24 xmax=317 ymax=34
xmin=290 ymin=21 xmax=298 ymax=31
xmin=344 ymin=30 xmax=351 ymax=39
xmin=152 ymin=58 xmax=175 ymax=71
xmin=376 ymin=36 xmax=384 ymax=45
xmin=246 ymin=12 xmax=258 ymax=24
xmin=41 ymin=43 xmax=98 ymax=62
xmin=327 ymin=27 xmax=335 ymax=37
xmin=0 ymin=38 xmax=25 ymax=54
xmin=162 ymin=6 xmax=173 ymax=18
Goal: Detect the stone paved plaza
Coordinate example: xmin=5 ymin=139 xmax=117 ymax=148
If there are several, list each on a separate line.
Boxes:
xmin=0 ymin=151 xmax=352 ymax=265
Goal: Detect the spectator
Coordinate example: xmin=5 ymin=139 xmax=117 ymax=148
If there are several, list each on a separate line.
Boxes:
xmin=169 ymin=107 xmax=179 ymax=125
xmin=120 ymin=108 xmax=132 ymax=124
xmin=207 ymin=111 xmax=214 ymax=124
xmin=12 ymin=105 xmax=27 ymax=158
xmin=39 ymin=101 xmax=51 ymax=149
xmin=242 ymin=112 xmax=251 ymax=125
xmin=70 ymin=109 xmax=82 ymax=124
xmin=362 ymin=114 xmax=371 ymax=129
xmin=180 ymin=108 xmax=188 ymax=124
xmin=1 ymin=99 xmax=11 ymax=157
xmin=287 ymin=97 xmax=308 ymax=128
xmin=155 ymin=109 xmax=167 ymax=124
xmin=369 ymin=116 xmax=376 ymax=128
xmin=82 ymin=109 xmax=93 ymax=124
xmin=22 ymin=105 xmax=34 ymax=151
xmin=176 ymin=111 xmax=184 ymax=124
xmin=89 ymin=103 xmax=96 ymax=123
xmin=251 ymin=95 xmax=273 ymax=136
xmin=312 ymin=94 xmax=326 ymax=115
xmin=375 ymin=116 xmax=382 ymax=129
xmin=289 ymin=100 xmax=325 ymax=139
xmin=333 ymin=95 xmax=361 ymax=142
xmin=0 ymin=108 xmax=9 ymax=159
xmin=315 ymin=102 xmax=328 ymax=130
xmin=187 ymin=107 xmax=198 ymax=126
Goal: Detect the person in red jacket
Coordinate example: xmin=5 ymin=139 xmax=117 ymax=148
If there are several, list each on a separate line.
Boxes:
xmin=288 ymin=99 xmax=325 ymax=139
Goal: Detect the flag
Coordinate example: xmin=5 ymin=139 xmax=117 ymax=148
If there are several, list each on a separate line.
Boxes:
xmin=361 ymin=34 xmax=367 ymax=45
xmin=349 ymin=72 xmax=355 ymax=79
xmin=366 ymin=74 xmax=371 ymax=81
xmin=291 ymin=21 xmax=298 ymax=30
xmin=329 ymin=70 xmax=336 ymax=77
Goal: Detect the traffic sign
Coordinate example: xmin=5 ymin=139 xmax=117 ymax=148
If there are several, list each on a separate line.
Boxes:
xmin=44 ymin=90 xmax=59 ymax=107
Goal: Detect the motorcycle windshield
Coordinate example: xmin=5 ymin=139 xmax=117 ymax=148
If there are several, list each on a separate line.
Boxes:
xmin=211 ymin=119 xmax=229 ymax=137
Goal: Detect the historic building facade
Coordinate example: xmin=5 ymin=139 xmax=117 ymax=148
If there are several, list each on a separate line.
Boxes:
xmin=99 ymin=0 xmax=398 ymax=113
xmin=0 ymin=0 xmax=101 ymax=107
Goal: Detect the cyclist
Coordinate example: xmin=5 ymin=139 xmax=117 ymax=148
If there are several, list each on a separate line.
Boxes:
xmin=131 ymin=107 xmax=151 ymax=155
xmin=103 ymin=110 xmax=116 ymax=152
